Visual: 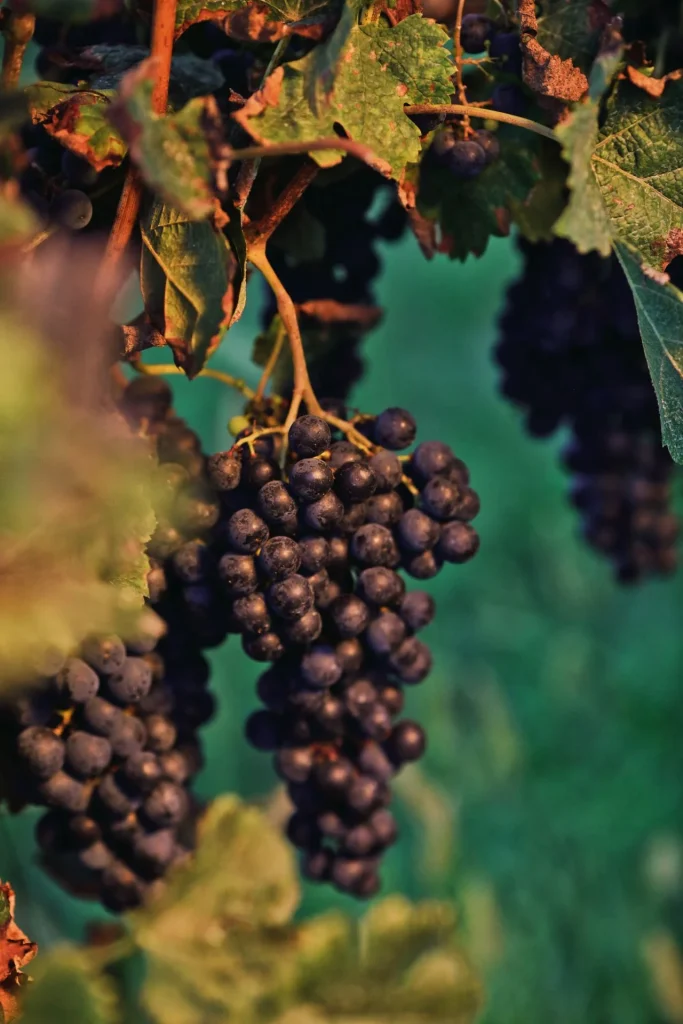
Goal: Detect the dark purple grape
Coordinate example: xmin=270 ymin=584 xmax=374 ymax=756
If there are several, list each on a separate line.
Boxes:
xmin=397 ymin=509 xmax=440 ymax=553
xmin=143 ymin=715 xmax=177 ymax=753
xmin=275 ymin=746 xmax=313 ymax=783
xmin=142 ymin=781 xmax=188 ymax=828
xmin=315 ymin=758 xmax=353 ymax=793
xmin=408 ymin=441 xmax=456 ymax=483
xmin=55 ymin=658 xmax=99 ymax=703
xmin=365 ymin=491 xmax=404 ymax=526
xmin=96 ymin=773 xmax=138 ymax=817
xmin=65 ymin=731 xmax=112 ymax=778
xmin=225 ymin=508 xmax=270 ymax=552
xmin=301 ymin=646 xmax=343 ymax=688
xmin=366 ymin=612 xmax=406 ymax=657
xmin=369 ymin=808 xmax=398 ymax=847
xmin=388 ymin=637 xmax=432 ymax=683
xmin=40 ymin=772 xmax=89 ymax=812
xmin=327 ymin=441 xmax=363 ymax=470
xmin=302 ymin=847 xmax=332 ymax=881
xmin=131 ymin=828 xmax=177 ymax=875
xmin=335 ymin=637 xmax=364 ymax=673
xmin=492 ymin=83 xmax=526 ymax=117
xmin=473 ymin=129 xmax=501 ymax=165
xmin=318 ymin=810 xmax=347 ymax=839
xmin=243 ymin=631 xmax=285 ymax=662
xmin=386 ymin=720 xmax=426 ymax=763
xmin=207 ymin=451 xmax=241 ymax=490
xmin=489 ymin=31 xmax=522 ymax=74
xmin=172 ymin=541 xmax=211 ymax=584
xmin=121 ymin=751 xmax=162 ymax=793
xmin=218 ymin=553 xmax=258 ymax=596
xmin=303 ymin=491 xmax=345 ymax=532
xmin=289 ymin=458 xmax=334 ymax=502
xmin=403 ymin=550 xmax=440 ymax=579
xmin=335 ymin=461 xmax=377 ymax=502
xmin=372 ymin=408 xmax=416 ymax=450
xmin=356 ymin=566 xmax=405 ymax=606
xmin=50 ymin=188 xmax=93 ymax=229
xmin=437 ymin=521 xmax=480 ymax=562
xmin=350 ymin=524 xmax=395 ymax=566
xmin=257 ymin=536 xmax=302 ymax=579
xmin=288 ymin=415 xmax=331 ymax=458
xmin=344 ymin=678 xmax=378 ymax=716
xmin=18 ymin=726 xmax=64 ymax=778
xmin=81 ymin=635 xmax=126 ymax=676
xmin=460 ymin=13 xmax=493 ymax=52
xmin=421 ymin=476 xmax=462 ymax=520
xmin=368 ymin=450 xmax=403 ymax=491
xmin=159 ymin=749 xmax=192 ymax=784
xmin=242 ymin=456 xmax=280 ymax=490
xmin=399 ymin=590 xmax=435 ymax=631
xmin=347 ymin=775 xmax=381 ymax=813
xmin=107 ymin=658 xmax=153 ymax=705
xmin=298 ymin=535 xmax=329 ymax=574
xmin=281 ymin=609 xmax=323 ymax=645
xmin=245 ymin=709 xmax=281 ymax=750
xmin=286 ymin=811 xmax=320 ymax=850
xmin=327 ymin=535 xmax=349 ymax=571
xmin=358 ymin=741 xmax=394 ymax=782
xmin=267 ymin=575 xmax=314 ymax=620
xmin=344 ymin=824 xmax=376 ymax=856
xmin=329 ymin=594 xmax=371 ymax=637
xmin=101 ymin=861 xmax=144 ymax=912
xmin=110 ymin=714 xmax=147 ymax=759
xmin=232 ymin=592 xmax=272 ymax=633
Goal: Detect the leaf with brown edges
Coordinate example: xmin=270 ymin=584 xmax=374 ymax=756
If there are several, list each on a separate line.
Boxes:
xmin=0 ymin=882 xmax=37 ymax=1022
xmin=28 ymin=83 xmax=127 ymax=171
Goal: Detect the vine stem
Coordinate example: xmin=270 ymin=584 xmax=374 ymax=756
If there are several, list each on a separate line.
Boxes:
xmin=249 ymin=243 xmax=320 ymax=429
xmin=246 ymin=161 xmax=319 ymax=244
xmin=1 ymin=8 xmax=34 ymax=90
xmin=254 ymin=318 xmax=286 ymax=401
xmin=404 ymin=103 xmax=558 ymax=141
xmin=133 ymin=360 xmax=255 ymax=399
xmin=232 ymin=136 xmax=383 ymax=167
xmin=453 ymin=0 xmax=469 ymax=131
xmin=96 ymin=0 xmax=178 ymax=290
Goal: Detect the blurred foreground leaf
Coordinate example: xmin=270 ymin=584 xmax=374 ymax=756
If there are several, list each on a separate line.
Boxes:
xmin=20 ymin=947 xmax=118 ymax=1024
xmin=0 ymin=882 xmax=36 ymax=1022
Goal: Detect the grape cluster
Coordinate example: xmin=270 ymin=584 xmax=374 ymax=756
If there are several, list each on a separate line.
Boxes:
xmin=263 ymin=166 xmax=407 ymax=400
xmin=496 ymin=236 xmax=678 ymax=583
xmin=191 ymin=407 xmax=480 ymax=895
xmin=2 ymin=630 xmax=207 ymax=912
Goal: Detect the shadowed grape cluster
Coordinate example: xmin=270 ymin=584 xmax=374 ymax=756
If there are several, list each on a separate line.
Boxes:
xmin=496 ymin=236 xmax=678 ymax=583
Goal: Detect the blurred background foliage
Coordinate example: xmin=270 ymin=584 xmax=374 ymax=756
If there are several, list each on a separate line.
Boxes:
xmin=4 ymin=229 xmax=683 ymax=1023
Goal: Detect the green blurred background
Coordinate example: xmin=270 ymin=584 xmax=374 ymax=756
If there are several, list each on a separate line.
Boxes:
xmin=4 ymin=231 xmax=683 ymax=1024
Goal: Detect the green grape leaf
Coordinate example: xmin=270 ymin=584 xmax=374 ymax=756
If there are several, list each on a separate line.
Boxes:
xmin=86 ymin=45 xmax=225 ymax=104
xmin=109 ymin=60 xmax=222 ymax=220
xmin=140 ymin=200 xmax=245 ymax=376
xmin=417 ymin=127 xmax=541 ymax=259
xmin=27 ymin=83 xmax=127 ymax=171
xmin=169 ymin=0 xmax=331 ymax=42
xmin=616 ymin=242 xmax=683 ymax=463
xmin=0 ymin=883 xmax=36 ymax=1023
xmin=234 ymin=12 xmax=453 ymax=180
xmin=20 ymin=947 xmax=118 ymax=1024
xmin=291 ymin=896 xmax=482 ymax=1022
xmin=134 ymin=796 xmax=300 ymax=1024
xmin=555 ymin=46 xmax=683 ymax=266
xmin=536 ymin=0 xmax=609 ymax=72
xmin=508 ymin=138 xmax=568 ymax=242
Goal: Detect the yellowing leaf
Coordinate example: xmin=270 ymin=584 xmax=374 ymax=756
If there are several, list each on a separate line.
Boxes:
xmin=28 ymin=83 xmax=127 ymax=171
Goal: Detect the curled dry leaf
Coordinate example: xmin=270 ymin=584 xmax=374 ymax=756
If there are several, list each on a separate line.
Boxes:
xmin=0 ymin=882 xmax=37 ymax=1023
xmin=624 ymin=65 xmax=683 ymax=98
xmin=522 ymin=36 xmax=589 ymax=102
xmin=298 ymin=300 xmax=383 ymax=327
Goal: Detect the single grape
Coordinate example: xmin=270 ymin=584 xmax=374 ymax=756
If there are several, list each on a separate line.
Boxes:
xmin=142 ymin=781 xmax=188 ymax=828
xmin=257 ymin=536 xmax=302 ymax=579
xmin=50 ymin=188 xmax=93 ymax=229
xmin=437 ymin=521 xmax=480 ymax=562
xmin=388 ymin=637 xmax=432 ymax=683
xmin=241 ymin=455 xmax=281 ymax=489
xmin=143 ymin=714 xmax=177 ymax=753
xmin=356 ymin=566 xmax=405 ymax=606
xmin=172 ymin=541 xmax=211 ymax=584
xmin=315 ymin=758 xmax=353 ymax=793
xmin=107 ymin=658 xmax=153 ymax=705
xmin=473 ymin=129 xmax=501 ymax=165
xmin=55 ymin=658 xmax=99 ymax=703
xmin=403 ymin=550 xmax=440 ymax=579
xmin=316 ymin=692 xmax=346 ymax=732
xmin=286 ymin=811 xmax=320 ymax=849
xmin=399 ymin=590 xmax=435 ymax=631
xmin=368 ymin=450 xmax=403 ymax=491
xmin=298 ymin=535 xmax=329 ymax=574
xmin=343 ymin=824 xmax=376 ymax=857
xmin=225 ymin=508 xmax=270 ymax=552
xmin=361 ymin=702 xmax=393 ymax=740
xmin=303 ymin=491 xmax=345 ymax=532
xmin=288 ymin=415 xmax=331 ymax=457
xmin=327 ymin=441 xmax=363 ymax=470
xmin=40 ymin=771 xmax=89 ymax=813
xmin=18 ymin=726 xmax=65 ymax=778
xmin=242 ymin=631 xmax=285 ymax=662
xmin=275 ymin=746 xmax=314 ymax=783
xmin=110 ymin=713 xmax=147 ymax=759
xmin=121 ymin=751 xmax=163 ymax=793
xmin=448 ymin=140 xmax=487 ymax=180
xmin=218 ymin=553 xmax=258 ymax=596
xmin=245 ymin=709 xmax=281 ymax=751
xmin=335 ymin=637 xmax=364 ymax=673
xmin=207 ymin=450 xmax=241 ymax=491
xmin=350 ymin=524 xmax=395 ymax=566
xmin=318 ymin=810 xmax=347 ymax=839
xmin=302 ymin=848 xmax=332 ymax=882
xmin=159 ymin=749 xmax=192 ymax=784
xmin=329 ymin=593 xmax=371 ymax=638
xmin=372 ymin=407 xmax=417 ymax=450
xmin=358 ymin=741 xmax=395 ymax=782
xmin=460 ymin=13 xmax=493 ymax=52
xmin=232 ymin=592 xmax=272 ymax=634
xmin=396 ymin=509 xmax=440 ymax=553
xmin=489 ymin=31 xmax=522 ymax=75
xmin=365 ymin=612 xmax=407 ymax=657
xmin=420 ymin=475 xmax=462 ymax=520
xmin=335 ymin=461 xmax=377 ymax=502
xmin=289 ymin=458 xmax=334 ymax=502
xmin=347 ymin=775 xmax=381 ymax=813
xmin=281 ymin=609 xmax=323 ymax=645
xmin=267 ymin=574 xmax=314 ymax=621
xmin=301 ymin=646 xmax=343 ymax=689
xmin=96 ymin=772 xmax=138 ymax=817
xmin=81 ymin=635 xmax=126 ymax=675
xmin=344 ymin=679 xmax=378 ymax=717
xmin=101 ymin=860 xmax=144 ymax=912
xmin=132 ymin=828 xmax=177 ymax=875
xmin=492 ymin=83 xmax=526 ymax=117
xmin=408 ymin=441 xmax=456 ymax=482
xmin=378 ymin=683 xmax=404 ymax=716
xmin=365 ymin=491 xmax=404 ymax=526
xmin=65 ymin=731 xmax=112 ymax=778
xmin=386 ymin=720 xmax=426 ymax=764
